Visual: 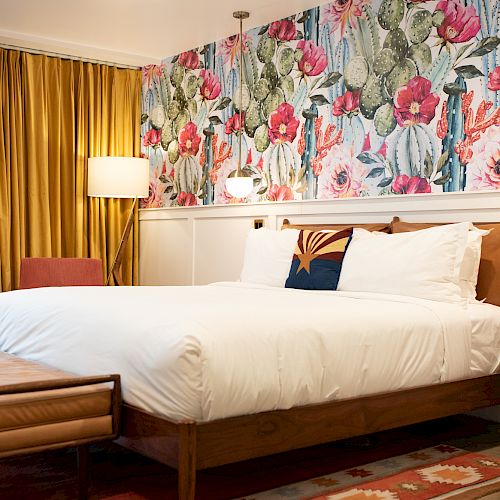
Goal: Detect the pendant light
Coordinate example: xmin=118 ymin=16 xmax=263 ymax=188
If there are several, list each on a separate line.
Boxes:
xmin=225 ymin=10 xmax=253 ymax=199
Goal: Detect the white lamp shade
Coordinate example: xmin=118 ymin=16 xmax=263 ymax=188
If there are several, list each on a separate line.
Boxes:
xmin=88 ymin=156 xmax=149 ymax=198
xmin=225 ymin=175 xmax=253 ymax=198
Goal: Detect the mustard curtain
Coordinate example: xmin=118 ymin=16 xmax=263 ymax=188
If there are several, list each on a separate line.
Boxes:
xmin=0 ymin=49 xmax=142 ymax=291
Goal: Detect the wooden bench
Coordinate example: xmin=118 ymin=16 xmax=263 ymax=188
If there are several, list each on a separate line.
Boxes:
xmin=0 ymin=352 xmax=120 ymax=499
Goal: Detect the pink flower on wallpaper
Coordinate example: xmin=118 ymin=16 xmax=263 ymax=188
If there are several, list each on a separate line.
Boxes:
xmin=225 ymin=113 xmax=245 ymax=135
xmin=178 ymin=51 xmax=199 ymax=70
xmin=178 ymin=122 xmax=201 ymax=157
xmin=332 ymin=90 xmax=361 ymax=116
xmin=177 ymin=191 xmax=198 ymax=206
xmin=317 ymin=144 xmax=366 ymax=199
xmin=393 ymin=76 xmax=440 ymax=127
xmin=267 ymin=184 xmax=294 ymax=201
xmin=268 ymin=103 xmax=300 ymax=144
xmin=320 ymin=0 xmax=367 ymax=33
xmin=392 ymin=175 xmax=432 ymax=194
xmin=268 ymin=20 xmax=297 ymax=41
xmin=217 ymin=34 xmax=250 ymax=65
xmin=142 ymin=166 xmax=167 ymax=208
xmin=199 ymin=69 xmax=221 ymax=100
xmin=142 ymin=128 xmax=162 ymax=147
xmin=487 ymin=67 xmax=500 ymax=92
xmin=436 ymin=0 xmax=480 ymax=44
xmin=466 ymin=125 xmax=500 ymax=191
xmin=297 ymin=40 xmax=327 ymax=76
xmin=142 ymin=64 xmax=164 ymax=89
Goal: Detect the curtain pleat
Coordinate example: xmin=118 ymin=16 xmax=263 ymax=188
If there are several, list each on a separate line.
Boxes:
xmin=0 ymin=49 xmax=141 ymax=291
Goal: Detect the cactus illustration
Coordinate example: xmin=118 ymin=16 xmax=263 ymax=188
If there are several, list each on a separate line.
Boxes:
xmin=374 ymin=103 xmax=397 ymax=137
xmin=408 ymin=10 xmax=432 ymax=44
xmin=170 ymin=64 xmax=185 ymax=88
xmin=360 ymin=75 xmax=388 ymax=119
xmin=441 ymin=76 xmax=467 ymax=192
xmin=301 ymin=104 xmax=318 ymax=199
xmin=373 ymin=48 xmax=397 ymax=77
xmin=174 ymin=155 xmax=202 ymax=194
xmin=150 ymin=105 xmax=166 ymax=129
xmin=257 ymin=34 xmax=276 ymax=64
xmin=386 ymin=124 xmax=437 ymax=177
xmin=267 ymin=141 xmax=300 ymax=187
xmin=422 ymin=50 xmax=452 ymax=94
xmin=343 ymin=115 xmax=366 ymax=157
xmin=254 ymin=78 xmax=271 ymax=102
xmin=279 ymin=76 xmax=294 ymax=101
xmin=378 ymin=0 xmax=405 ymax=31
xmin=383 ymin=28 xmax=408 ymax=60
xmin=244 ymin=99 xmax=262 ymax=137
xmin=408 ymin=43 xmax=432 ymax=74
xmin=344 ymin=57 xmax=369 ymax=90
xmin=254 ymin=124 xmax=270 ymax=152
xmin=277 ymin=46 xmax=295 ymax=76
xmin=262 ymin=88 xmax=285 ymax=119
xmin=202 ymin=125 xmax=215 ymax=204
xmin=203 ymin=42 xmax=216 ymax=205
xmin=261 ymin=62 xmax=279 ymax=89
xmin=303 ymin=7 xmax=319 ymax=44
xmin=472 ymin=0 xmax=500 ymax=108
xmin=385 ymin=59 xmax=417 ymax=96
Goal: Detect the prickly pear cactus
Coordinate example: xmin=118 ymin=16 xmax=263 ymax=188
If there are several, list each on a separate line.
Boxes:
xmin=360 ymin=75 xmax=388 ymax=120
xmin=378 ymin=0 xmax=405 ymax=31
xmin=257 ymin=34 xmax=276 ymax=64
xmin=383 ymin=28 xmax=408 ymax=60
xmin=408 ymin=43 xmax=432 ymax=74
xmin=374 ymin=103 xmax=397 ymax=137
xmin=385 ymin=59 xmax=417 ymax=96
xmin=408 ymin=10 xmax=432 ymax=44
xmin=344 ymin=57 xmax=370 ymax=91
xmin=441 ymin=77 xmax=467 ymax=192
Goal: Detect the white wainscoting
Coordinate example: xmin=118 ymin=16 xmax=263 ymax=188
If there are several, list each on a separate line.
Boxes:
xmin=139 ymin=190 xmax=500 ymax=286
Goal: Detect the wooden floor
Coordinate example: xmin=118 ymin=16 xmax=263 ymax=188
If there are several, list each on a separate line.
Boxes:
xmin=0 ymin=414 xmax=498 ymax=499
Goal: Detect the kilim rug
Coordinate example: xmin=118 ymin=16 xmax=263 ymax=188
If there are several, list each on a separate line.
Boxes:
xmin=242 ymin=445 xmax=500 ymax=500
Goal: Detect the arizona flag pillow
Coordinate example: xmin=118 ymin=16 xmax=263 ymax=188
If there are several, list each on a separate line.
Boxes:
xmin=285 ymin=228 xmax=353 ymax=290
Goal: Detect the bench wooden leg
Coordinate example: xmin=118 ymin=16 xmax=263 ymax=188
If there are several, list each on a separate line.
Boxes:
xmin=77 ymin=445 xmax=90 ymax=500
xmin=178 ymin=423 xmax=197 ymax=500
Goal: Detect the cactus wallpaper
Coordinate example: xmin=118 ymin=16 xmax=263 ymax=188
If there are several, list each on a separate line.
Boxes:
xmin=141 ymin=0 xmax=500 ymax=208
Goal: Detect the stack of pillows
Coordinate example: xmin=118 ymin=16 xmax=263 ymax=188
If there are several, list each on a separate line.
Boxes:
xmin=239 ymin=222 xmax=490 ymax=304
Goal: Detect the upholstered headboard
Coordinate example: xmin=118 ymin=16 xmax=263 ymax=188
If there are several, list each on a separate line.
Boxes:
xmin=281 ymin=219 xmax=391 ymax=233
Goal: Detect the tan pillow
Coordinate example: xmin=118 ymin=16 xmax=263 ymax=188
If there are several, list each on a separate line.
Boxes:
xmin=391 ymin=217 xmax=500 ymax=307
xmin=282 ymin=219 xmax=391 ymax=233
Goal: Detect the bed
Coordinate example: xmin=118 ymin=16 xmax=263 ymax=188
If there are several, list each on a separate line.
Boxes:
xmin=0 ymin=218 xmax=499 ymax=499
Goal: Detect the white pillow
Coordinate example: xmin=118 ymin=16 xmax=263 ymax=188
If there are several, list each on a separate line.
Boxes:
xmin=337 ymin=222 xmax=471 ymax=303
xmin=460 ymin=227 xmax=490 ymax=301
xmin=240 ymin=228 xmax=299 ymax=287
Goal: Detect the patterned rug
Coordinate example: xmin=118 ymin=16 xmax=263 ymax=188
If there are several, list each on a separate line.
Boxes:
xmin=243 ymin=445 xmax=500 ymax=500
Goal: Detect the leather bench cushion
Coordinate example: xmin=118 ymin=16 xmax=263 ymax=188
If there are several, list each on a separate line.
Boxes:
xmin=0 ymin=415 xmax=113 ymax=457
xmin=0 ymin=352 xmax=112 ymax=431
xmin=0 ymin=385 xmax=111 ymax=431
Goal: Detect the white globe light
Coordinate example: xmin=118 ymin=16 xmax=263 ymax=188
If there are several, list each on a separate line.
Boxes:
xmin=225 ymin=172 xmax=253 ymax=198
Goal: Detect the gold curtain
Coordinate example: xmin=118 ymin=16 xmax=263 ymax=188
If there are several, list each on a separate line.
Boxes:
xmin=0 ymin=49 xmax=142 ymax=291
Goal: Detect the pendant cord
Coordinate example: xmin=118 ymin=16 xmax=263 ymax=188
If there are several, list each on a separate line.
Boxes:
xmin=238 ymin=15 xmax=243 ymax=177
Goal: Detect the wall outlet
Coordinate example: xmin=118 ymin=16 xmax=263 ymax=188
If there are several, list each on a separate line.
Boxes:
xmin=254 ymin=219 xmax=264 ymax=229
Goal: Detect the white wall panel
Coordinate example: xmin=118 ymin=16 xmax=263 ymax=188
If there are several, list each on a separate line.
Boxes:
xmin=139 ymin=191 xmax=500 ymax=286
xmin=193 ymin=217 xmax=258 ymax=285
xmin=139 ymin=219 xmax=191 ymax=286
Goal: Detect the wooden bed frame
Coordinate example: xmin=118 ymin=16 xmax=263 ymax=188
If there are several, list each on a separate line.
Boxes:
xmin=115 ymin=218 xmax=500 ymax=499
xmin=118 ymin=375 xmax=500 ymax=499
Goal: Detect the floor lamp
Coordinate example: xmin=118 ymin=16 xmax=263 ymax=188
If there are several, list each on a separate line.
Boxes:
xmin=87 ymin=157 xmax=149 ymax=286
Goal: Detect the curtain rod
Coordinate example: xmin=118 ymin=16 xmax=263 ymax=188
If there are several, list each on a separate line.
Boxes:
xmin=0 ymin=42 xmax=141 ymax=70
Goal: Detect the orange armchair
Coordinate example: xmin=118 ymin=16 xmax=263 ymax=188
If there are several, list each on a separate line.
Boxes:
xmin=19 ymin=258 xmax=104 ymax=289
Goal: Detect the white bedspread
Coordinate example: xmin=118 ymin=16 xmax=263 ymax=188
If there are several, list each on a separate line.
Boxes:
xmin=0 ymin=283 xmax=480 ymax=422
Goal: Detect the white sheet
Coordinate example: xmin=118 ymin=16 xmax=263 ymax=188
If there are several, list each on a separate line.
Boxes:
xmin=0 ymin=283 xmax=485 ymax=422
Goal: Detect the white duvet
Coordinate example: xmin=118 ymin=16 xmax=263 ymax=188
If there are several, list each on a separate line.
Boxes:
xmin=0 ymin=282 xmax=490 ymax=422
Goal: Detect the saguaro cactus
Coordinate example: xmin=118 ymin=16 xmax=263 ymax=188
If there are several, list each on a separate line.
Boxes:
xmin=203 ymin=43 xmax=216 ymax=205
xmin=301 ymin=104 xmax=319 ymax=199
xmin=441 ymin=76 xmax=467 ymax=192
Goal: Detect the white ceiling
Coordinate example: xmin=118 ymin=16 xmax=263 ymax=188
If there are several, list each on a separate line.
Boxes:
xmin=0 ymin=0 xmax=326 ymax=67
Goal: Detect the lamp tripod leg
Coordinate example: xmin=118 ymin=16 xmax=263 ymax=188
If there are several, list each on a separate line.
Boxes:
xmin=106 ymin=197 xmax=137 ymax=286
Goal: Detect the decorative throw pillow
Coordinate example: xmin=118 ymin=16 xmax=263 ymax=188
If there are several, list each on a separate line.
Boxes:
xmin=285 ymin=228 xmax=353 ymax=290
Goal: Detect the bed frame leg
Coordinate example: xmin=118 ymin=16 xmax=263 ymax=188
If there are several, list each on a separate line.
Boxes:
xmin=77 ymin=445 xmax=89 ymax=500
xmin=178 ymin=422 xmax=197 ymax=500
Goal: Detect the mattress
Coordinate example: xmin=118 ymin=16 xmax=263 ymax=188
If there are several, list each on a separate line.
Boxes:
xmin=0 ymin=282 xmax=498 ymax=423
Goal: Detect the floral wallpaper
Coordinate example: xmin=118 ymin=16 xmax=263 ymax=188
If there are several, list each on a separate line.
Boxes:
xmin=141 ymin=0 xmax=500 ymax=208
